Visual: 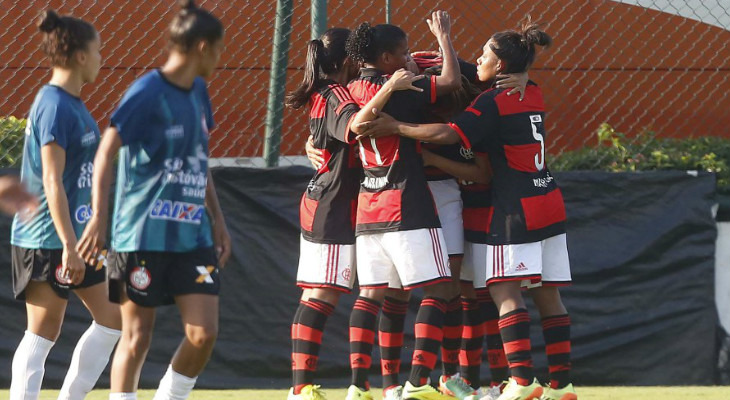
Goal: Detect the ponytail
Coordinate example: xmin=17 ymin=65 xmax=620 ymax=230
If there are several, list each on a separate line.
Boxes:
xmin=37 ymin=9 xmax=97 ymax=67
xmin=286 ymin=28 xmax=350 ymax=110
xmin=489 ymin=19 xmax=552 ymax=74
xmin=168 ymin=0 xmax=224 ymax=52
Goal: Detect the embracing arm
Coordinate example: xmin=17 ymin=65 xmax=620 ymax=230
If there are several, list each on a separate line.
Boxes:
xmin=350 ymin=69 xmax=424 ymax=134
xmin=423 ymin=151 xmax=491 ymax=184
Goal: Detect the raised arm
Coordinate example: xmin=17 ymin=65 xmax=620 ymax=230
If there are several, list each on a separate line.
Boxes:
xmin=42 ymin=143 xmax=85 ymax=284
xmin=428 ymin=11 xmax=461 ymax=95
xmin=77 ymin=127 xmax=121 ymax=264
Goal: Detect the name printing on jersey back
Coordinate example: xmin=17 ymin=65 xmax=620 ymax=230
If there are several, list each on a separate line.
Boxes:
xmin=362 ymin=175 xmax=389 ymax=190
xmin=533 ymin=171 xmax=555 ymax=188
xmin=149 ymin=200 xmax=205 ymax=224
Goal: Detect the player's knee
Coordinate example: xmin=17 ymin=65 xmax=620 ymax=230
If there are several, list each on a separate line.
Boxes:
xmin=423 ymin=281 xmax=452 ymax=300
xmin=186 ymin=324 xmax=218 ymax=349
xmin=122 ymin=329 xmax=153 ymax=357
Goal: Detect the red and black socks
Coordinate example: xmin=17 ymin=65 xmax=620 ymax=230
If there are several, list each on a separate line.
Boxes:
xmin=542 ymin=314 xmax=572 ymax=389
xmin=481 ymin=291 xmax=509 ymax=386
xmin=498 ymin=308 xmax=534 ymax=386
xmin=349 ymin=296 xmax=381 ymax=390
xmin=291 ymin=298 xmax=334 ymax=394
xmin=409 ymin=297 xmax=447 ymax=387
xmin=441 ymin=296 xmax=462 ymax=377
xmin=459 ymin=297 xmax=484 ymax=387
xmin=379 ymin=296 xmax=408 ymax=391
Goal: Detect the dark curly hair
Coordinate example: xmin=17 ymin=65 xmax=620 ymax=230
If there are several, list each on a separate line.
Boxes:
xmin=346 ymin=22 xmax=406 ymax=65
xmin=490 ymin=20 xmax=552 ymax=74
xmin=37 ymin=10 xmax=96 ymax=67
xmin=168 ymin=0 xmax=224 ymax=51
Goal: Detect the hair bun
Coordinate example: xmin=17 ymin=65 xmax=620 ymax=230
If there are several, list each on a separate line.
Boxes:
xmin=38 ymin=10 xmax=61 ymax=33
xmin=180 ymin=0 xmax=197 ymax=10
xmin=522 ymin=23 xmax=552 ymax=48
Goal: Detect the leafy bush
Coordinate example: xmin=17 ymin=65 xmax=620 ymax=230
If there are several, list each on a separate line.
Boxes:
xmin=552 ymin=123 xmax=730 ymax=191
xmin=0 ymin=116 xmax=26 ymax=168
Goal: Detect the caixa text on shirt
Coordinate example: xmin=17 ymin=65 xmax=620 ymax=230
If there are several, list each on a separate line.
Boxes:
xmin=148 ymin=200 xmax=205 ymax=224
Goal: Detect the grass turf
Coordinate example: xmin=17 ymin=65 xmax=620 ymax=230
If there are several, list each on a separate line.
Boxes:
xmin=23 ymin=387 xmax=730 ymax=399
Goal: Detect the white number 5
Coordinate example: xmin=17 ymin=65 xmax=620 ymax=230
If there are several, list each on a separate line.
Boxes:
xmin=530 ymin=115 xmax=545 ymax=171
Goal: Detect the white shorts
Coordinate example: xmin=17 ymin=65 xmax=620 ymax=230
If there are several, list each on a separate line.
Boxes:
xmin=469 ymin=234 xmax=571 ymax=287
xmin=297 ymin=235 xmax=355 ymax=293
xmin=461 ymin=241 xmax=487 ymax=288
xmin=428 ymin=179 xmax=464 ymax=256
xmin=356 ymin=228 xmax=451 ymax=290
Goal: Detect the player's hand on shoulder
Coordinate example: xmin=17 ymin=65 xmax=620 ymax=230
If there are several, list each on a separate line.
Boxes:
xmin=496 ymin=71 xmax=529 ymax=101
xmin=387 ymin=69 xmax=424 ymax=92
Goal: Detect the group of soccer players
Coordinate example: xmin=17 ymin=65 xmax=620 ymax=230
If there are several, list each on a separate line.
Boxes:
xmin=289 ymin=9 xmax=576 ymax=400
xmin=5 ymin=1 xmax=576 ymax=400
xmin=9 ymin=2 xmax=229 ymax=400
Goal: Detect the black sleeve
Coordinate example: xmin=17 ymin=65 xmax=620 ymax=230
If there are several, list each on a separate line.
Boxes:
xmin=458 ymin=60 xmax=478 ymax=83
xmin=449 ymin=91 xmax=499 ymax=151
xmin=326 ymin=89 xmax=359 ymax=144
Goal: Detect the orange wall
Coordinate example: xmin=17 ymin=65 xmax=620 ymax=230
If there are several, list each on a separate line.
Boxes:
xmin=1 ymin=0 xmax=728 ymax=158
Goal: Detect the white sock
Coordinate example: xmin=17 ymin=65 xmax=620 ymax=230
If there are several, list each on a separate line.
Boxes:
xmin=58 ymin=321 xmax=122 ymax=400
xmin=9 ymin=330 xmax=55 ymax=400
xmin=152 ymin=365 xmax=198 ymax=400
xmin=109 ymin=393 xmax=137 ymax=400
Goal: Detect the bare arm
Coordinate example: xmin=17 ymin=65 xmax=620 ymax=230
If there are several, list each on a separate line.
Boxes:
xmin=0 ymin=176 xmax=37 ymax=217
xmin=206 ymin=169 xmax=231 ymax=267
xmin=428 ymin=11 xmax=461 ymax=95
xmin=77 ymin=127 xmax=121 ymax=264
xmin=423 ymin=150 xmax=491 ymax=184
xmin=41 ymin=143 xmax=85 ymax=284
xmin=355 ymin=110 xmax=460 ymax=144
xmin=350 ymin=69 xmax=424 ymax=134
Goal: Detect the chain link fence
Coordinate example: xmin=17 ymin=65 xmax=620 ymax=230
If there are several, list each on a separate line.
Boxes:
xmin=0 ymin=0 xmax=728 ymax=168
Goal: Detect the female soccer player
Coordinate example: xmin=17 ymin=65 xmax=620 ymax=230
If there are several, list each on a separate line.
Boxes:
xmin=285 ymin=27 xmax=424 ymax=400
xmin=356 ymin=21 xmax=577 ymax=400
xmin=9 ymin=10 xmax=122 ymax=400
xmin=343 ymin=11 xmax=465 ymax=400
xmin=77 ymin=2 xmax=230 ymax=400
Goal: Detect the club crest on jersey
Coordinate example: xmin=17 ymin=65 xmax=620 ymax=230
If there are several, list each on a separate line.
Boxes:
xmin=460 ymin=146 xmax=475 ymax=160
xmin=195 ymin=265 xmax=216 ymax=284
xmin=342 ymin=268 xmax=351 ymax=281
xmin=130 ymin=265 xmax=151 ymax=290
xmin=149 ymin=200 xmax=205 ymax=224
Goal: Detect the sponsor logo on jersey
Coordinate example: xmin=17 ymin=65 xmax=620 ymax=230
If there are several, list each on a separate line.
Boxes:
xmin=130 ymin=265 xmax=151 ymax=290
xmin=149 ymin=200 xmax=205 ymax=224
xmin=75 ymin=204 xmax=93 ymax=224
xmin=460 ymin=146 xmax=475 ymax=160
xmin=165 ymin=125 xmax=185 ymax=139
xmin=81 ymin=131 xmax=97 ymax=147
xmin=195 ymin=265 xmax=216 ymax=284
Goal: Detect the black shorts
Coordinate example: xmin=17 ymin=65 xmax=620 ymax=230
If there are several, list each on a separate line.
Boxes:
xmin=11 ymin=245 xmax=107 ymax=300
xmin=108 ymin=247 xmax=219 ymax=307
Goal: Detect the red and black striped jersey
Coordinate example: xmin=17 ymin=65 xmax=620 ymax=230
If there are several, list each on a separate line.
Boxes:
xmin=347 ymin=68 xmax=441 ymax=234
xmin=450 ymin=82 xmax=566 ymax=244
xmin=300 ymin=81 xmax=362 ymax=244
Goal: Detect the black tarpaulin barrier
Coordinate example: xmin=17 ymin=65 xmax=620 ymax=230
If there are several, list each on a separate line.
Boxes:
xmin=0 ymin=168 xmax=719 ymax=388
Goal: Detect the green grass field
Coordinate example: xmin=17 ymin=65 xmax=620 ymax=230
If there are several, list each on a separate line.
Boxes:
xmin=15 ymin=387 xmax=729 ymax=399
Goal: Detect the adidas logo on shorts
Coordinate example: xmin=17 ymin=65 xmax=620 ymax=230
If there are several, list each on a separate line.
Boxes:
xmin=516 ymin=262 xmax=528 ymax=272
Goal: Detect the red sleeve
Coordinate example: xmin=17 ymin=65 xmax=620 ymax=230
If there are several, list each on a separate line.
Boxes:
xmin=449 ymin=91 xmax=498 ymax=152
xmin=326 ymin=85 xmax=360 ymax=144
